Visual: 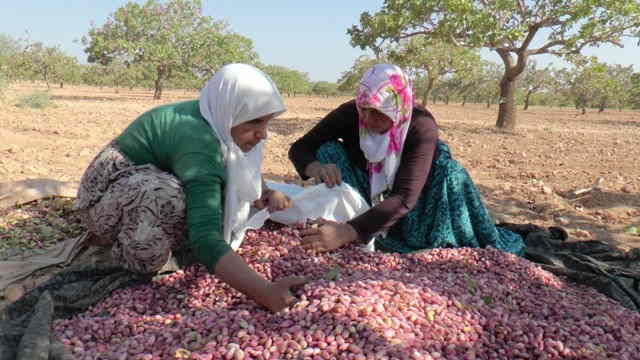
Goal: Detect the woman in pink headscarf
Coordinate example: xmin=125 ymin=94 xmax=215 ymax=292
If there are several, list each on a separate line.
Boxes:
xmin=289 ymin=64 xmax=524 ymax=255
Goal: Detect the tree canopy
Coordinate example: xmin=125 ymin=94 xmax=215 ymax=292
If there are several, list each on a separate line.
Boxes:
xmin=349 ymin=0 xmax=640 ymax=130
xmin=388 ymin=39 xmax=481 ymax=105
xmin=83 ymin=0 xmax=258 ymax=99
xmin=262 ymin=65 xmax=311 ymax=96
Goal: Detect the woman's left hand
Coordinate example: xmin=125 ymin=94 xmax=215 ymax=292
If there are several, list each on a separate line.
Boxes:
xmin=300 ymin=219 xmax=358 ymax=252
xmin=253 ymin=189 xmax=292 ymax=212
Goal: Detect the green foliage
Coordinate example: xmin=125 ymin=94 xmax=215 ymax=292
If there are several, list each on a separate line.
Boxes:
xmin=262 ymin=65 xmax=311 ymax=96
xmin=349 ymin=0 xmax=640 ymax=129
xmin=630 ymin=73 xmax=640 ymax=109
xmin=15 ymin=42 xmax=78 ymax=88
xmin=337 ymin=55 xmax=380 ymax=93
xmin=0 ymin=34 xmax=21 ymax=83
xmin=388 ymin=38 xmax=481 ymax=105
xmin=83 ymin=0 xmax=259 ymax=99
xmin=520 ymin=61 xmax=556 ymax=110
xmin=553 ymin=55 xmax=630 ymax=113
xmin=311 ymin=81 xmax=339 ymax=97
xmin=0 ymin=73 xmax=8 ymax=100
xmin=16 ymin=91 xmax=53 ymax=109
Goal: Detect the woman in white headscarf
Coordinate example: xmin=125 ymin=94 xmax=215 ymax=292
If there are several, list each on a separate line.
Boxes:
xmin=75 ymin=64 xmax=306 ymax=312
xmin=289 ymin=64 xmax=525 ymax=256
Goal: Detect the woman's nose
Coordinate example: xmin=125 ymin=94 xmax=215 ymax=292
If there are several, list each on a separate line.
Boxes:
xmin=256 ymin=127 xmax=268 ymax=140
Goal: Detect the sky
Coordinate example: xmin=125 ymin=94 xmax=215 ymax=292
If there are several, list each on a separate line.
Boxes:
xmin=2 ymin=1 xmax=639 ymax=82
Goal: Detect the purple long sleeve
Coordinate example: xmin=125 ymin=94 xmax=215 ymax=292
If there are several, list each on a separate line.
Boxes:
xmin=288 ymin=100 xmax=439 ymax=242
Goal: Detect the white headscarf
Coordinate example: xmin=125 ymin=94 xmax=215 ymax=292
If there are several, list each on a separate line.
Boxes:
xmin=356 ymin=64 xmax=414 ymax=203
xmin=199 ymin=64 xmax=285 ymax=250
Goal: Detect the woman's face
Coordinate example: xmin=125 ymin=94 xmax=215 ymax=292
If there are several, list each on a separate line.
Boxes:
xmin=360 ymin=108 xmax=393 ymax=134
xmin=231 ymin=113 xmax=275 ymax=152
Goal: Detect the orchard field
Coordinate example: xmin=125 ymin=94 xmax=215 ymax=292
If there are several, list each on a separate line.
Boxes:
xmin=1 ymin=82 xmax=638 ymax=254
xmin=1 ymin=82 xmax=640 ymax=359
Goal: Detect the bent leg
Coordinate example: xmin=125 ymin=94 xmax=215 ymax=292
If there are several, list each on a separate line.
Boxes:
xmin=78 ymin=144 xmax=187 ymax=273
xmin=377 ymin=141 xmax=525 ymax=256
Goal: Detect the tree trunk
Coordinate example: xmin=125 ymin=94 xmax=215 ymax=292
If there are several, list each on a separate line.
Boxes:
xmin=523 ymin=91 xmax=532 ymax=111
xmin=421 ymin=89 xmax=429 ymax=106
xmin=154 ymin=66 xmax=166 ymax=100
xmin=598 ymin=100 xmax=606 ymax=113
xmin=495 ymin=75 xmax=517 ymax=131
xmin=421 ymin=78 xmax=435 ymax=106
xmin=581 ymin=107 xmax=586 ymax=115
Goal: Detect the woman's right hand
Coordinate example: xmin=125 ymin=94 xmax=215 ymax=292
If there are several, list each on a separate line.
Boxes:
xmin=214 ymin=252 xmax=307 ymax=313
xmin=259 ymin=276 xmax=308 ymax=312
xmin=305 ymin=161 xmax=342 ymax=188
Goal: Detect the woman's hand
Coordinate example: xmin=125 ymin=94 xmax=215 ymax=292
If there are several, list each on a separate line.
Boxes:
xmin=214 ymin=252 xmax=307 ymax=313
xmin=259 ymin=276 xmax=308 ymax=312
xmin=305 ymin=161 xmax=342 ymax=188
xmin=300 ymin=218 xmax=358 ymax=252
xmin=253 ymin=189 xmax=292 ymax=212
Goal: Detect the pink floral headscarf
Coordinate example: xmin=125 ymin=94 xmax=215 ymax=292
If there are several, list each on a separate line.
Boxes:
xmin=356 ymin=64 xmax=413 ymax=202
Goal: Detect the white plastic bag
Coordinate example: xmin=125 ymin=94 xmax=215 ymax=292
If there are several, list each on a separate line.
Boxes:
xmin=232 ymin=181 xmax=375 ymax=251
xmin=268 ymin=182 xmax=370 ymax=225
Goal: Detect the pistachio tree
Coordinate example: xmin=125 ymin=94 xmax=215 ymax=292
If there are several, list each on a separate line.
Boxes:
xmin=83 ymin=0 xmax=258 ymax=99
xmin=337 ymin=55 xmax=381 ymax=93
xmin=312 ymin=81 xmax=339 ymax=97
xmin=388 ymin=39 xmax=481 ymax=105
xmin=597 ymin=64 xmax=634 ymax=111
xmin=557 ymin=56 xmax=609 ymax=114
xmin=521 ymin=61 xmax=555 ymax=110
xmin=630 ymin=73 xmax=640 ymax=109
xmin=18 ymin=42 xmax=78 ymax=88
xmin=262 ymin=65 xmax=311 ymax=96
xmin=349 ymin=0 xmax=640 ymax=130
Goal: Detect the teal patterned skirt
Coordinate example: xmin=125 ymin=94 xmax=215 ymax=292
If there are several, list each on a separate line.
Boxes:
xmin=316 ymin=141 xmax=524 ymax=256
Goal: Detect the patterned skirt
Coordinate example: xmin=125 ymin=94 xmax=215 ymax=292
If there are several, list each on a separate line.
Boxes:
xmin=74 ymin=143 xmax=187 ymax=274
xmin=316 ymin=141 xmax=524 ymax=256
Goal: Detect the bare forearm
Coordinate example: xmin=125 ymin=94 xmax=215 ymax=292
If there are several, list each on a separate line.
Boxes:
xmin=214 ymin=251 xmax=269 ymax=301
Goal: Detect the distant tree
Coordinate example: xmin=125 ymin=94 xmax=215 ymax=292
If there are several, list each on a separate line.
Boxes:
xmin=312 ymin=81 xmax=338 ymax=97
xmin=0 ymin=34 xmax=21 ymax=95
xmin=262 ymin=65 xmax=311 ymax=96
xmin=0 ymin=34 xmax=21 ymax=81
xmin=81 ymin=64 xmax=112 ymax=89
xmin=467 ymin=62 xmax=502 ymax=108
xmin=630 ymin=73 xmax=640 ymax=109
xmin=444 ymin=60 xmax=497 ymax=107
xmin=521 ymin=61 xmax=555 ymax=110
xmin=349 ymin=0 xmax=640 ymax=131
xmin=388 ymin=39 xmax=481 ymax=105
xmin=558 ymin=56 xmax=609 ymax=115
xmin=337 ymin=55 xmax=380 ymax=94
xmin=83 ymin=0 xmax=258 ymax=99
xmin=18 ymin=42 xmax=78 ymax=88
xmin=597 ymin=64 xmax=634 ymax=111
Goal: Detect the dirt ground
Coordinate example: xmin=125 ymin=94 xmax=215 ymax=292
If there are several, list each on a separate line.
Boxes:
xmin=1 ymin=82 xmax=639 ymax=252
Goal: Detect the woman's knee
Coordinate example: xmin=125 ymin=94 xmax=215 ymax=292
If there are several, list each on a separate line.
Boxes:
xmin=113 ymin=226 xmax=173 ymax=274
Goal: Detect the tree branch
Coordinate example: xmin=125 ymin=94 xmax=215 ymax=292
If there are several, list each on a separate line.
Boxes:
xmin=528 ymin=40 xmax=566 ymax=55
xmin=518 ymin=23 xmax=540 ymax=53
xmin=495 ymin=48 xmax=513 ymax=69
xmin=517 ymin=0 xmax=527 ymax=17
